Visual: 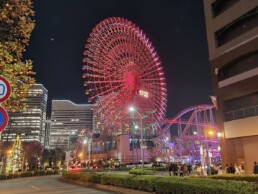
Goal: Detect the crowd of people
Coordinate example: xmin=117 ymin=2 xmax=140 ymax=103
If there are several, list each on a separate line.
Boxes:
xmin=167 ymin=161 xmax=258 ymax=176
xmin=168 ymin=163 xmax=192 ymax=177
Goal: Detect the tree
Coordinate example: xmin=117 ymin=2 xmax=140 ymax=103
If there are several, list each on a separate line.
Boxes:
xmin=0 ymin=0 xmax=35 ymax=112
xmin=6 ymin=135 xmax=23 ymax=173
xmin=23 ymin=141 xmax=42 ymax=169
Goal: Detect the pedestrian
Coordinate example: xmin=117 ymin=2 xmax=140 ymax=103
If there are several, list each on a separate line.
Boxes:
xmin=169 ymin=163 xmax=173 ymax=176
xmin=239 ymin=162 xmax=245 ymax=174
xmin=187 ymin=164 xmax=192 ymax=175
xmin=234 ymin=164 xmax=240 ymax=174
xmin=253 ymin=162 xmax=258 ymax=174
xmin=197 ymin=164 xmax=202 ymax=175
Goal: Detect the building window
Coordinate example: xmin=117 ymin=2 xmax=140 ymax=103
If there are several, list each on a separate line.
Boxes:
xmin=223 ymin=92 xmax=258 ymax=121
xmin=212 ymin=0 xmax=239 ymax=17
xmin=218 ymin=51 xmax=258 ymax=81
xmin=215 ymin=7 xmax=258 ymax=47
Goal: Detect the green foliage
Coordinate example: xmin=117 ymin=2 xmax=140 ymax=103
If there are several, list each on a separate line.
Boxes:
xmin=130 ymin=175 xmax=160 ymax=192
xmin=62 ymin=171 xmax=258 ymax=194
xmin=145 ymin=166 xmax=167 ymax=171
xmin=155 ymin=177 xmax=258 ymax=194
xmin=0 ymin=0 xmax=35 ymax=111
xmin=79 ymin=173 xmax=96 ymax=182
xmin=203 ymin=174 xmax=258 ymax=183
xmin=129 ymin=168 xmax=154 ymax=175
xmin=0 ymin=170 xmax=59 ymax=179
xmin=100 ymin=174 xmax=136 ymax=188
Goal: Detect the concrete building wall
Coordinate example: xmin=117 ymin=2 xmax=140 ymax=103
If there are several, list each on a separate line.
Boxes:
xmin=203 ymin=0 xmax=258 ymax=172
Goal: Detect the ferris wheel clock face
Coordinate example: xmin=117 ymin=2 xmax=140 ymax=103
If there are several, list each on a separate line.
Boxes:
xmin=83 ymin=17 xmax=167 ymax=128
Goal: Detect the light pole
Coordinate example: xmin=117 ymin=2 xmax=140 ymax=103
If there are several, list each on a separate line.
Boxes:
xmin=205 ymin=130 xmax=213 ymax=175
xmin=66 ymin=131 xmax=75 ymax=171
xmin=129 ymin=106 xmax=144 ymax=168
xmin=82 ymin=139 xmax=87 ymax=163
xmin=67 ymin=131 xmax=75 ymax=151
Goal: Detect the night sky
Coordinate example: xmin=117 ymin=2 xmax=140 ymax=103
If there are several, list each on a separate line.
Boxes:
xmin=24 ymin=0 xmax=212 ymax=118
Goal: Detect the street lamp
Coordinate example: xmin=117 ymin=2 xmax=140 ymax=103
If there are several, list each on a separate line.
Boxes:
xmin=205 ymin=129 xmax=213 ymax=175
xmin=82 ymin=139 xmax=87 ymax=162
xmin=67 ymin=131 xmax=75 ymax=150
xmin=129 ymin=106 xmax=144 ymax=168
xmin=66 ymin=131 xmax=75 ymax=171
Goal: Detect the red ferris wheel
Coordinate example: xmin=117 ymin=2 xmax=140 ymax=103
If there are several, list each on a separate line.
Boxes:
xmin=82 ymin=17 xmax=167 ymax=133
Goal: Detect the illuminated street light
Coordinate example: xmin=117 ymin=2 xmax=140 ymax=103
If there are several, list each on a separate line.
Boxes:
xmin=129 ymin=106 xmax=144 ymax=168
xmin=67 ymin=131 xmax=75 ymax=171
xmin=205 ymin=129 xmax=214 ymax=175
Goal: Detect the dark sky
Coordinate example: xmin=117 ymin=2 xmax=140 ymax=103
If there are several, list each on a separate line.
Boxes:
xmin=24 ymin=0 xmax=212 ymax=118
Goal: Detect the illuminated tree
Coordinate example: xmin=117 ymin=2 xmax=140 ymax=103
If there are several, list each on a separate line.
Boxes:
xmin=0 ymin=0 xmax=35 ymax=112
xmin=6 ymin=135 xmax=23 ymax=173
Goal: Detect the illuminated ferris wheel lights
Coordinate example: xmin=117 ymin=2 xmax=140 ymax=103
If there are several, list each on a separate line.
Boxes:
xmin=128 ymin=106 xmax=135 ymax=112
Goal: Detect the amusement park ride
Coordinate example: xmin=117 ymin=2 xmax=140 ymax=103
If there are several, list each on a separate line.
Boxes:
xmin=71 ymin=17 xmax=220 ymax=167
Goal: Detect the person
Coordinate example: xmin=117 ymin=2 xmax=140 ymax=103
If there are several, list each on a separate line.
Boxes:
xmin=213 ymin=164 xmax=219 ymax=175
xmin=187 ymin=164 xmax=192 ymax=175
xmin=239 ymin=162 xmax=245 ymax=174
xmin=196 ymin=164 xmax=202 ymax=175
xmin=253 ymin=162 xmax=258 ymax=174
xmin=169 ymin=163 xmax=173 ymax=176
xmin=229 ymin=163 xmax=235 ymax=174
xmin=234 ymin=164 xmax=240 ymax=174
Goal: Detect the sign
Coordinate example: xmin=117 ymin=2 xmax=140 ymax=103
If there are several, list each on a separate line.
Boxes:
xmin=0 ymin=76 xmax=11 ymax=103
xmin=0 ymin=106 xmax=8 ymax=132
xmin=65 ymin=151 xmax=70 ymax=161
xmin=139 ymin=90 xmax=149 ymax=98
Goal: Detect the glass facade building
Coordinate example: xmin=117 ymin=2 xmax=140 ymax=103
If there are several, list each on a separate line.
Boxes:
xmin=49 ymin=100 xmax=93 ymax=149
xmin=2 ymin=84 xmax=48 ymax=144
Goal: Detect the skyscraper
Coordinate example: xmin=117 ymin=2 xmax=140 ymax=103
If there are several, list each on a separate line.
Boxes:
xmin=49 ymin=100 xmax=93 ymax=149
xmin=203 ymin=0 xmax=258 ymax=172
xmin=2 ymin=84 xmax=48 ymax=144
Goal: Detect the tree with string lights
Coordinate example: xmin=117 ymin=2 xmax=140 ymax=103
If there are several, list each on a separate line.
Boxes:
xmin=6 ymin=135 xmax=23 ymax=173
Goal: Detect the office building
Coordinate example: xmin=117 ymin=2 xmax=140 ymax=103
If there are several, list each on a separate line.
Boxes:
xmin=203 ymin=0 xmax=258 ymax=172
xmin=2 ymin=84 xmax=48 ymax=144
xmin=49 ymin=100 xmax=93 ymax=149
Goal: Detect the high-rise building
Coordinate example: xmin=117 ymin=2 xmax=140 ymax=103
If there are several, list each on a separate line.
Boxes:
xmin=49 ymin=100 xmax=93 ymax=149
xmin=44 ymin=119 xmax=51 ymax=149
xmin=2 ymin=84 xmax=48 ymax=144
xmin=203 ymin=0 xmax=258 ymax=172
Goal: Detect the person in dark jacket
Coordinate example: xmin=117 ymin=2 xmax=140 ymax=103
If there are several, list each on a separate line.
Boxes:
xmin=253 ymin=162 xmax=258 ymax=174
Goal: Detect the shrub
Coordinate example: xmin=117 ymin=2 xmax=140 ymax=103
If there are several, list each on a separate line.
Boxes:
xmin=129 ymin=169 xmax=154 ymax=175
xmin=205 ymin=174 xmax=258 ymax=183
xmin=131 ymin=175 xmax=161 ymax=192
xmin=155 ymin=177 xmax=258 ymax=194
xmin=62 ymin=171 xmax=258 ymax=194
xmin=100 ymin=174 xmax=136 ymax=188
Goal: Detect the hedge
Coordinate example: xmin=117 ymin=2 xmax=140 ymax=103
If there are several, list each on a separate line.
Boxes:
xmin=62 ymin=171 xmax=258 ymax=194
xmin=0 ymin=170 xmax=59 ymax=180
xmin=129 ymin=169 xmax=154 ymax=175
xmin=191 ymin=174 xmax=258 ymax=183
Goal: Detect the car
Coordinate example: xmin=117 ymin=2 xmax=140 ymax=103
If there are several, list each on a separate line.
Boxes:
xmin=69 ymin=165 xmax=81 ymax=171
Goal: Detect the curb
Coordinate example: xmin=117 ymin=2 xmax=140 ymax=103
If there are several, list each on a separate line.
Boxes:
xmin=59 ymin=177 xmax=152 ymax=194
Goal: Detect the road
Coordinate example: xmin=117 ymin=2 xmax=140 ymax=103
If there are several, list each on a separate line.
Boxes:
xmin=0 ymin=175 xmax=115 ymax=194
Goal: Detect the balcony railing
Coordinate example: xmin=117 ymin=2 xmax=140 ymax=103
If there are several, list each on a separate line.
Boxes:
xmin=224 ymin=105 xmax=258 ymax=121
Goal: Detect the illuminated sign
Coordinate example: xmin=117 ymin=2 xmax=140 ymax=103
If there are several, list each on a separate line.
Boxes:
xmin=139 ymin=90 xmax=148 ymax=98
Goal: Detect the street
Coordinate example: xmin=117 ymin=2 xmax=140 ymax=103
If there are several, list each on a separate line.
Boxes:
xmin=0 ymin=175 xmax=114 ymax=194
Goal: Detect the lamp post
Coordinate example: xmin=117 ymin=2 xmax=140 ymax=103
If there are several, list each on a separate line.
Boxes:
xmin=205 ymin=130 xmax=213 ymax=175
xmin=82 ymin=139 xmax=87 ymax=163
xmin=67 ymin=131 xmax=75 ymax=150
xmin=129 ymin=106 xmax=144 ymax=168
xmin=66 ymin=131 xmax=75 ymax=171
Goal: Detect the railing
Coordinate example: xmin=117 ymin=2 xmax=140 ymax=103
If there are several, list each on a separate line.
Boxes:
xmin=224 ymin=105 xmax=258 ymax=121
